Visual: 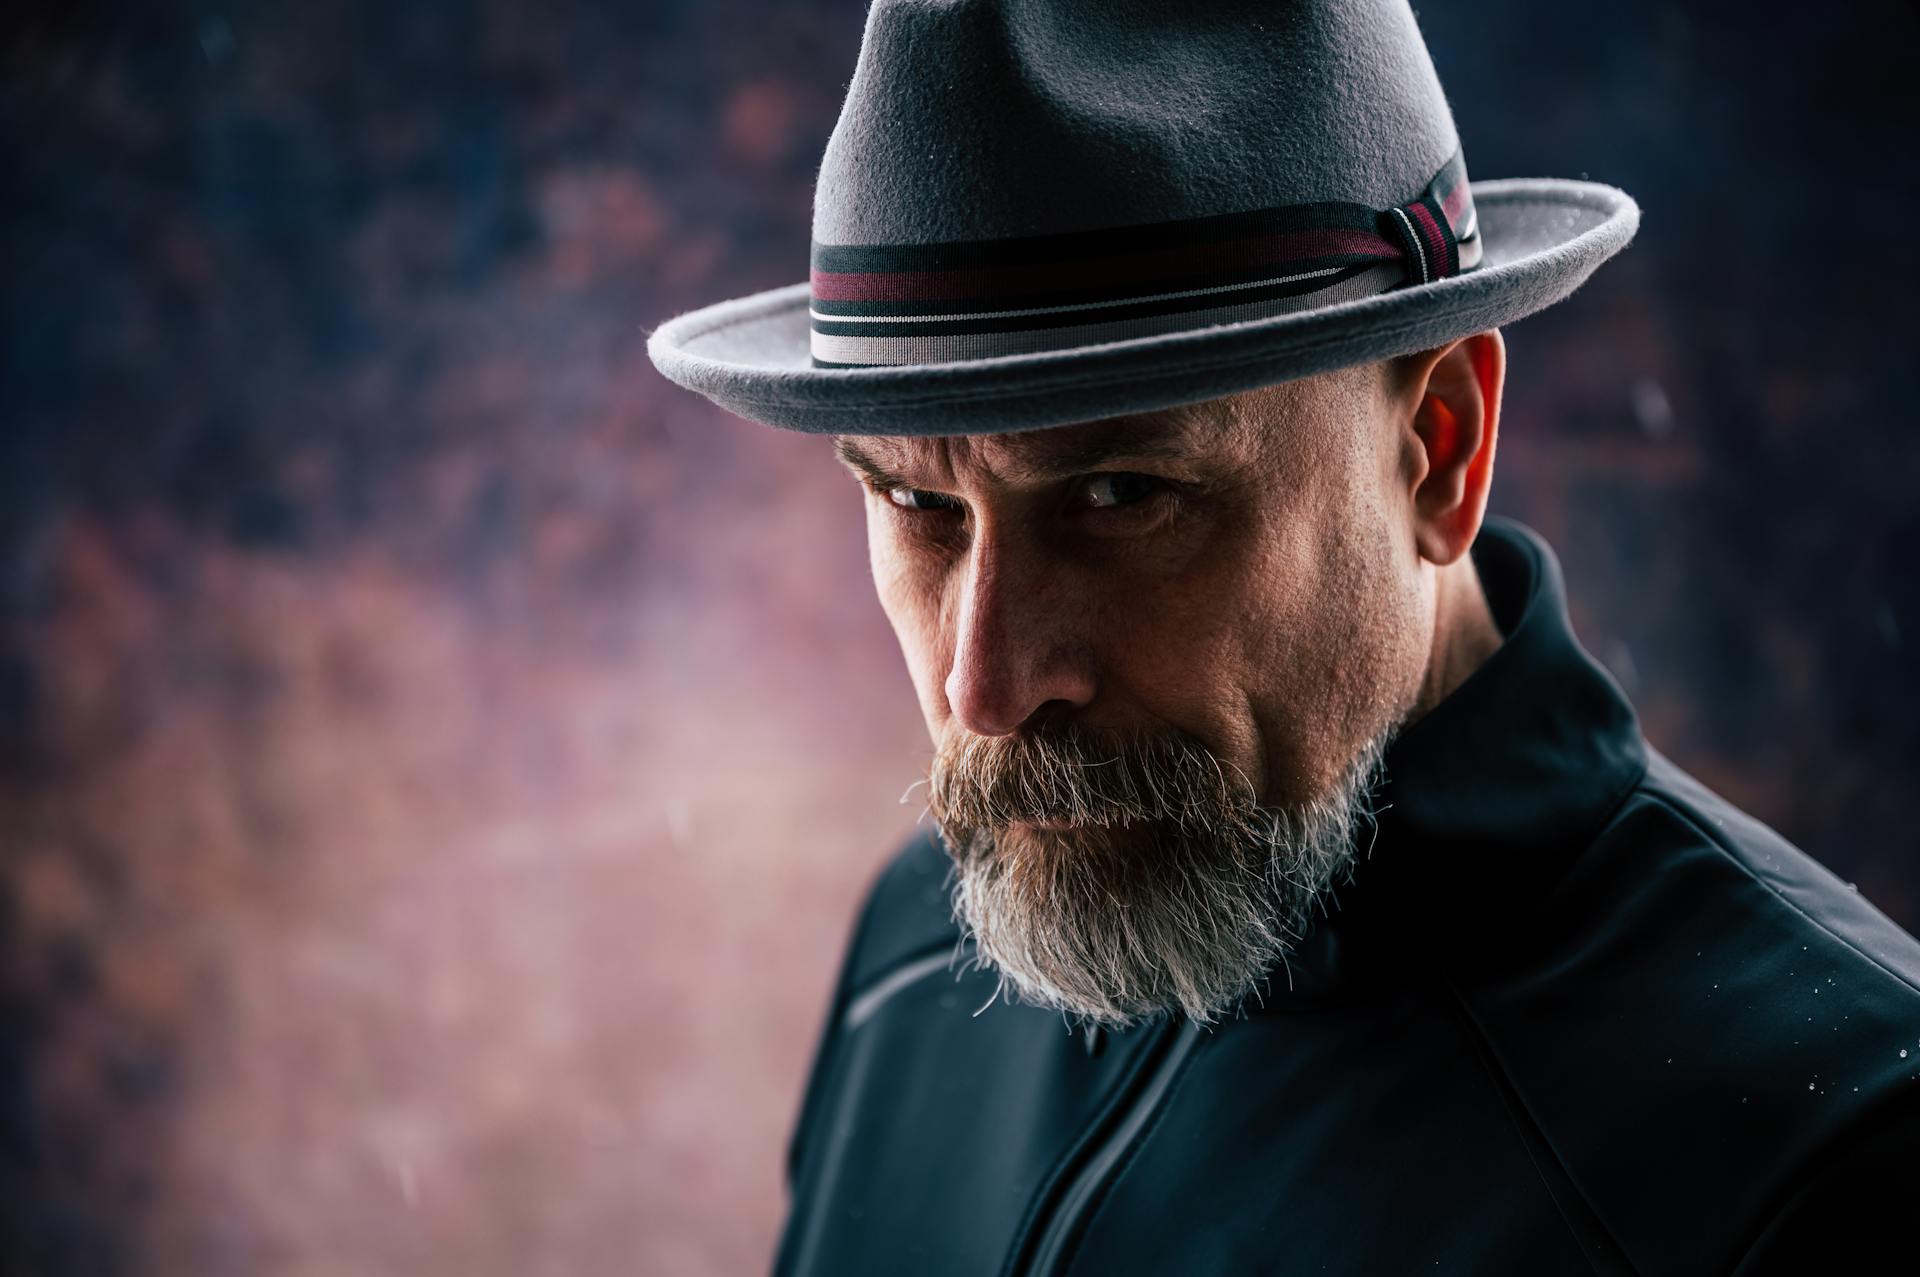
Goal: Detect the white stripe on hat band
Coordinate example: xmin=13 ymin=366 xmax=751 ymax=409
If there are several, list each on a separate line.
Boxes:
xmin=809 ymin=264 xmax=1351 ymax=325
xmin=1388 ymin=206 xmax=1428 ymax=286
xmin=811 ymin=261 xmax=1402 ymax=365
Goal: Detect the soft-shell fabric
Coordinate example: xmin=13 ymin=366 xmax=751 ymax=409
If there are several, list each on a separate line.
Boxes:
xmin=773 ymin=517 xmax=1920 ymax=1276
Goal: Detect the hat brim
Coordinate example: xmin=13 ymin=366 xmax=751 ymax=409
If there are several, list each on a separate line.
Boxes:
xmin=646 ymin=178 xmax=1638 ymax=436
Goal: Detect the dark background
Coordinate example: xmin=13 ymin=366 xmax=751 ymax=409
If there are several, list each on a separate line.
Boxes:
xmin=4 ymin=1 xmax=1917 ymax=1273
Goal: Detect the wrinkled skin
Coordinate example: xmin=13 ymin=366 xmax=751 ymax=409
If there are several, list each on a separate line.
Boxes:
xmin=833 ymin=331 xmax=1507 ymax=1023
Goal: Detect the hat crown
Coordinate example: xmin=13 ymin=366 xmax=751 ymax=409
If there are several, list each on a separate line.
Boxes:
xmin=814 ymin=0 xmax=1462 ymax=248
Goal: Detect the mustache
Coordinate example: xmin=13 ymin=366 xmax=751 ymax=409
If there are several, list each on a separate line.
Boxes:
xmin=926 ymin=722 xmax=1256 ymax=831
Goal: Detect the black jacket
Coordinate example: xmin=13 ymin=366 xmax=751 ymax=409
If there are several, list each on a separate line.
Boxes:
xmin=773 ymin=517 xmax=1920 ymax=1276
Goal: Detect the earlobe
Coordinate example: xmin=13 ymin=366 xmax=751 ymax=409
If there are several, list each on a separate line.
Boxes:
xmin=1407 ymin=330 xmax=1503 ymax=566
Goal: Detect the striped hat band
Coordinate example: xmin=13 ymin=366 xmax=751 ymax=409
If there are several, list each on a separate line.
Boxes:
xmin=810 ymin=150 xmax=1481 ymax=369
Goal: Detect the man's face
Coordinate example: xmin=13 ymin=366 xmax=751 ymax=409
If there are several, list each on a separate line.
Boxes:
xmin=833 ymin=359 xmax=1439 ymax=1027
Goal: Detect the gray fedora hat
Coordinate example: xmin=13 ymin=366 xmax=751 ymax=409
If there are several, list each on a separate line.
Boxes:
xmin=647 ymin=0 xmax=1639 ymax=437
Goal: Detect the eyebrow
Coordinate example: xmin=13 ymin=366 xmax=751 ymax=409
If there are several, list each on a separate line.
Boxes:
xmin=832 ymin=418 xmax=1206 ymax=489
xmin=832 ymin=437 xmax=904 ymax=487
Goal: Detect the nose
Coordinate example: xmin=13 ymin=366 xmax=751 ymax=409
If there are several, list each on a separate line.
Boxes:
xmin=942 ymin=534 xmax=1097 ymax=737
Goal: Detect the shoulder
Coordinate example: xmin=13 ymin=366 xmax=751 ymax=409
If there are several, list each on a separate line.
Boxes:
xmin=842 ymin=823 xmax=963 ymax=991
xmin=1456 ymin=744 xmax=1920 ymax=1271
xmin=1594 ymin=745 xmax=1920 ymax=1007
xmin=782 ymin=824 xmax=960 ymax=1190
xmin=1520 ymin=742 xmax=1920 ymax=1010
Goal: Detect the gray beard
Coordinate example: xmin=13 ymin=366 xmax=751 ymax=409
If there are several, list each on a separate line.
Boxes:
xmin=928 ymin=724 xmax=1395 ymax=1030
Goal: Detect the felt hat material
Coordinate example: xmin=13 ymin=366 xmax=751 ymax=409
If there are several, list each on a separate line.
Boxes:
xmin=648 ymin=0 xmax=1639 ymax=436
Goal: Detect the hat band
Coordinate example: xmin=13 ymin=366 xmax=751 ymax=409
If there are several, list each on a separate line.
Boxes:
xmin=809 ymin=150 xmax=1481 ymax=368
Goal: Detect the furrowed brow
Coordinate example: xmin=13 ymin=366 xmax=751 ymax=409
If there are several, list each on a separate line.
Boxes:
xmin=831 ymin=414 xmax=1213 ymax=490
xmin=1006 ymin=430 xmax=1194 ymax=478
xmin=832 ymin=437 xmax=902 ymax=487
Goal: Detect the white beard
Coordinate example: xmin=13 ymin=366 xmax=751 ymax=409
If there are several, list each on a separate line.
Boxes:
xmin=930 ymin=724 xmax=1394 ymax=1029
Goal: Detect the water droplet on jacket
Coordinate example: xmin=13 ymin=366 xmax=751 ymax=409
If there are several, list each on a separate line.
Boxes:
xmin=1630 ymin=378 xmax=1674 ymax=438
xmin=1903 ymin=1049 xmax=1910 ymax=1059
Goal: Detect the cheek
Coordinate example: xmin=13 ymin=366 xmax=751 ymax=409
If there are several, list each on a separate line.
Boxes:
xmin=1244 ymin=506 xmax=1426 ymax=786
xmin=1116 ymin=500 xmax=1394 ymax=791
xmin=1075 ymin=519 xmax=1290 ymax=758
xmin=866 ymin=520 xmax=954 ymax=723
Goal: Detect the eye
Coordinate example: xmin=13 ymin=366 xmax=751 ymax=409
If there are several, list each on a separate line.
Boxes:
xmin=1080 ymin=472 xmax=1165 ymax=509
xmin=885 ymin=486 xmax=962 ymax=513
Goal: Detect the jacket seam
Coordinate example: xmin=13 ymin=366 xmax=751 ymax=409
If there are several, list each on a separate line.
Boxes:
xmin=785 ymin=836 xmax=956 ymax=1197
xmin=839 ymin=937 xmax=966 ymax=1030
xmin=1053 ymin=1024 xmax=1212 ymax=1277
xmin=784 ymin=879 xmax=894 ymax=1195
xmin=1580 ymin=751 xmax=1656 ymax=875
xmin=777 ymin=857 xmax=910 ymax=1276
xmin=996 ymin=1020 xmax=1187 ymax=1277
xmin=1638 ymin=790 xmax=1920 ymax=1002
xmin=1638 ymin=787 xmax=1920 ymax=1266
xmin=1442 ymin=979 xmax=1641 ymax=1276
xmin=1426 ymin=761 xmax=1652 ymax=1276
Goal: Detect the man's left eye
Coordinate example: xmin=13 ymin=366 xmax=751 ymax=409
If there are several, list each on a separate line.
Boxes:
xmin=886 ymin=487 xmax=960 ymax=512
xmin=1081 ymin=473 xmax=1164 ymax=509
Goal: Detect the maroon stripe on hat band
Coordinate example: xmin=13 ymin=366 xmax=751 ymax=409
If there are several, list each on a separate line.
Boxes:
xmin=809 ymin=150 xmax=1477 ymax=367
xmin=812 ymin=227 xmax=1402 ymax=305
xmin=1407 ymin=200 xmax=1452 ymax=281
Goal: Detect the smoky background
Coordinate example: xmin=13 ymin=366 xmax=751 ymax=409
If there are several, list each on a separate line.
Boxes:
xmin=3 ymin=1 xmax=1916 ymax=1273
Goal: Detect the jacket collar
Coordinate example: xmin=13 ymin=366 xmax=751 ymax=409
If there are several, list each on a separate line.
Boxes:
xmin=1253 ymin=516 xmax=1649 ymax=1009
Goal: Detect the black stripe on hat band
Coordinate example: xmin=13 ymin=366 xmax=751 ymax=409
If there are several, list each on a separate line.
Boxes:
xmin=807 ymin=149 xmax=1471 ymax=277
xmin=808 ymin=263 xmax=1386 ymax=338
xmin=807 ymin=149 xmax=1475 ymax=367
xmin=808 ymin=251 xmax=1395 ymax=319
xmin=811 ymin=201 xmax=1386 ymax=275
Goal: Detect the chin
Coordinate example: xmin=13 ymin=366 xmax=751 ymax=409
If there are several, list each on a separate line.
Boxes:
xmin=1001 ymin=817 xmax=1156 ymax=862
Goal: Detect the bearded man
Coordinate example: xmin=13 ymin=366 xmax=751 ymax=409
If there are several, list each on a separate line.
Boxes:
xmin=649 ymin=2 xmax=1920 ymax=1272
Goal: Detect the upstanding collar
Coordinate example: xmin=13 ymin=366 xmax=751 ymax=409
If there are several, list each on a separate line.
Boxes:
xmin=1254 ymin=516 xmax=1651 ymax=1006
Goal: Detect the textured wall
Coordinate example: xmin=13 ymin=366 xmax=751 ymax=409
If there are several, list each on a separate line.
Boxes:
xmin=2 ymin=2 xmax=1916 ymax=1274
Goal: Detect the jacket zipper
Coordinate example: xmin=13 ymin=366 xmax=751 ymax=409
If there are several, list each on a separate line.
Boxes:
xmin=1014 ymin=1017 xmax=1207 ymax=1277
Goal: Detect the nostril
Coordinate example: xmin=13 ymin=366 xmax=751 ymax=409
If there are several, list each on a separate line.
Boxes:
xmin=1017 ymin=699 xmax=1084 ymax=737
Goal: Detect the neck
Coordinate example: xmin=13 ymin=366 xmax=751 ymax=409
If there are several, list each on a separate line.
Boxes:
xmin=1411 ymin=554 xmax=1504 ymax=722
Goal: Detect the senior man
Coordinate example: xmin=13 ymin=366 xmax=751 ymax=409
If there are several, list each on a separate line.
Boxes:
xmin=650 ymin=1 xmax=1920 ymax=1272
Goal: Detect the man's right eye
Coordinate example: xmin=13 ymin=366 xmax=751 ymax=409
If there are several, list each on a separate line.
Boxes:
xmin=886 ymin=487 xmax=962 ymax=513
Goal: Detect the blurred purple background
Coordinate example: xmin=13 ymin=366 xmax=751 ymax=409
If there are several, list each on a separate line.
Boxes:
xmin=3 ymin=2 xmax=1917 ymax=1273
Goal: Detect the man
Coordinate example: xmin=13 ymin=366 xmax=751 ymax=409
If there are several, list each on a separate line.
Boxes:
xmin=650 ymin=1 xmax=1920 ymax=1272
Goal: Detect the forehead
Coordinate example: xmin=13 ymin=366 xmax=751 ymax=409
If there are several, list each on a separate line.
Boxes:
xmin=834 ymin=397 xmax=1258 ymax=485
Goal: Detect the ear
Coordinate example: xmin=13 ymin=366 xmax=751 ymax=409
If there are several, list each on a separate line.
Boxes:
xmin=1394 ymin=329 xmax=1504 ymax=566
